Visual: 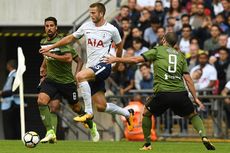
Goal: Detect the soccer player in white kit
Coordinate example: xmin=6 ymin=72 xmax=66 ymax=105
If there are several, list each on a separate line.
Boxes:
xmin=39 ymin=2 xmax=134 ymax=141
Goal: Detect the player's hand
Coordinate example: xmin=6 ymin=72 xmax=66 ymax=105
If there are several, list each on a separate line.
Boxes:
xmin=39 ymin=46 xmax=52 ymax=54
xmin=195 ymin=98 xmax=205 ymax=111
xmin=42 ymin=52 xmax=53 ymax=57
xmin=40 ymin=67 xmax=47 ymax=77
xmin=102 ymin=54 xmax=117 ymax=64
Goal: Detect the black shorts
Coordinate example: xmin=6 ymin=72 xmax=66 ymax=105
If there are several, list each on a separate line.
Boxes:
xmin=89 ymin=62 xmax=111 ymax=95
xmin=145 ymin=91 xmax=194 ymax=117
xmin=39 ymin=78 xmax=78 ymax=105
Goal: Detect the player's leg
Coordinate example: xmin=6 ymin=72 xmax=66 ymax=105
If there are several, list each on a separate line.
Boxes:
xmin=48 ymin=98 xmax=61 ymax=143
xmin=172 ymin=91 xmax=215 ymax=150
xmin=75 ymin=68 xmax=95 ymax=117
xmin=140 ymin=107 xmax=152 ymax=151
xmin=58 ymin=81 xmax=99 ymax=142
xmin=140 ymin=94 xmax=169 ymax=150
xmin=188 ymin=112 xmax=215 ymax=150
xmin=92 ymin=91 xmax=134 ymax=131
xmin=37 ymin=79 xmax=57 ymax=143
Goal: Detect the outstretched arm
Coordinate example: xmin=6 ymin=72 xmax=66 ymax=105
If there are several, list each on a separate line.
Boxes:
xmin=183 ymin=73 xmax=205 ymax=110
xmin=104 ymin=55 xmax=145 ymax=64
xmin=39 ymin=34 xmax=76 ymax=53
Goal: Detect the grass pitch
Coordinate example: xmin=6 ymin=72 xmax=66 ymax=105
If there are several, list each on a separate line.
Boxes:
xmin=0 ymin=140 xmax=228 ymax=153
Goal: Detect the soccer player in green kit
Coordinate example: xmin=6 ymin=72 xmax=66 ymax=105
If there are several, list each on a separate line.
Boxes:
xmin=104 ymin=32 xmax=215 ymax=150
xmin=38 ymin=17 xmax=99 ymax=143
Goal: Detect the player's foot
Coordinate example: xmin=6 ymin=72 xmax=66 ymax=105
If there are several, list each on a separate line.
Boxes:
xmin=90 ymin=122 xmax=100 ymax=142
xmin=81 ymin=121 xmax=89 ymax=128
xmin=126 ymin=109 xmax=134 ymax=131
xmin=73 ymin=113 xmax=94 ymax=122
xmin=139 ymin=143 xmax=152 ymax=151
xmin=40 ymin=129 xmax=57 ymax=144
xmin=202 ymin=137 xmax=215 ymax=150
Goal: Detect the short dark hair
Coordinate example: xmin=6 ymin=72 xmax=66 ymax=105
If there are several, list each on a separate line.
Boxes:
xmin=140 ymin=63 xmax=150 ymax=69
xmin=181 ymin=14 xmax=190 ymax=20
xmin=164 ymin=32 xmax=178 ymax=47
xmin=182 ymin=24 xmax=192 ymax=31
xmin=90 ymin=3 xmax=106 ymax=16
xmin=45 ymin=17 xmax=57 ymax=25
xmin=7 ymin=59 xmax=17 ymax=69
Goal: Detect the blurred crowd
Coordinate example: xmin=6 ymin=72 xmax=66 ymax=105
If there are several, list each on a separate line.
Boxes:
xmin=108 ymin=0 xmax=230 ymax=97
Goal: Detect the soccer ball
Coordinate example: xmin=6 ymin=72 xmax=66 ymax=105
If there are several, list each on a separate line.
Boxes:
xmin=23 ymin=131 xmax=40 ymax=148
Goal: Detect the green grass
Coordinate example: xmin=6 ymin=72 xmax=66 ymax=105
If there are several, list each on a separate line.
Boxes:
xmin=0 ymin=140 xmax=227 ymax=153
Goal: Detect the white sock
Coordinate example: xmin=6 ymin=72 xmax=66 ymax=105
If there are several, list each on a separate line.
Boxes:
xmin=105 ymin=103 xmax=130 ymax=118
xmin=79 ymin=81 xmax=93 ymax=114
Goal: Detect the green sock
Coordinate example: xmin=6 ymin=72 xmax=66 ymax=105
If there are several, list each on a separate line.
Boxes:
xmin=142 ymin=115 xmax=152 ymax=144
xmin=39 ymin=105 xmax=52 ymax=131
xmin=50 ymin=113 xmax=58 ymax=133
xmin=190 ymin=114 xmax=206 ymax=137
xmin=85 ymin=119 xmax=93 ymax=129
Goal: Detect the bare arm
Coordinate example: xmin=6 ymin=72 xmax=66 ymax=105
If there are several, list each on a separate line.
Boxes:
xmin=104 ymin=55 xmax=145 ymax=64
xmin=43 ymin=52 xmax=73 ymax=63
xmin=39 ymin=34 xmax=76 ymax=53
xmin=73 ymin=56 xmax=84 ymax=75
xmin=183 ymin=73 xmax=205 ymax=110
xmin=40 ymin=58 xmax=47 ymax=77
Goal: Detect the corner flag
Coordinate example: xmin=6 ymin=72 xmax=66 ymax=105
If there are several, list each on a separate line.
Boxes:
xmin=12 ymin=47 xmax=26 ymax=141
xmin=12 ymin=47 xmax=26 ymax=91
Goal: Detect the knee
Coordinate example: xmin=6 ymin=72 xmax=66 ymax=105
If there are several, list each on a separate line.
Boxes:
xmin=76 ymin=72 xmax=87 ymax=82
xmin=96 ymin=103 xmax=106 ymax=112
xmin=48 ymin=101 xmax=60 ymax=113
xmin=37 ymin=94 xmax=49 ymax=106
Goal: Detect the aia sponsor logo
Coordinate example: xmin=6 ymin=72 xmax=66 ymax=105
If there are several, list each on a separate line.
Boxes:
xmin=88 ymin=38 xmax=104 ymax=47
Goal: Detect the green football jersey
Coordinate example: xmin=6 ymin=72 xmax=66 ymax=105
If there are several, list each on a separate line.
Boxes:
xmin=40 ymin=34 xmax=77 ymax=84
xmin=142 ymin=45 xmax=188 ymax=93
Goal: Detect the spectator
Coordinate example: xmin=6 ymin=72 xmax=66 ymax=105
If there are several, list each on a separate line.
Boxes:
xmin=139 ymin=63 xmax=153 ymax=89
xmin=132 ymin=37 xmax=149 ymax=56
xmin=175 ymin=14 xmax=190 ymax=34
xmin=124 ymin=27 xmax=149 ymax=49
xmin=128 ymin=0 xmax=141 ymax=27
xmin=137 ymin=8 xmax=151 ymax=33
xmin=190 ymin=52 xmax=217 ymax=90
xmin=154 ymin=26 xmax=166 ymax=47
xmin=131 ymin=27 xmax=150 ymax=48
xmin=151 ymin=0 xmax=166 ymax=26
xmin=0 ymin=60 xmax=20 ymax=139
xmin=111 ymin=5 xmax=130 ymax=34
xmin=164 ymin=0 xmax=183 ymax=27
xmin=191 ymin=69 xmax=203 ymax=90
xmin=220 ymin=0 xmax=230 ymax=24
xmin=190 ymin=3 xmax=208 ymax=29
xmin=211 ymin=0 xmax=224 ymax=17
xmin=110 ymin=63 xmax=135 ymax=97
xmin=121 ymin=18 xmax=133 ymax=49
xmin=144 ymin=17 xmax=160 ymax=46
xmin=214 ymin=13 xmax=229 ymax=33
xmin=203 ymin=24 xmax=221 ymax=54
xmin=218 ymin=34 xmax=229 ymax=49
xmin=214 ymin=47 xmax=230 ymax=93
xmin=187 ymin=44 xmax=200 ymax=71
xmin=179 ymin=24 xmax=192 ymax=55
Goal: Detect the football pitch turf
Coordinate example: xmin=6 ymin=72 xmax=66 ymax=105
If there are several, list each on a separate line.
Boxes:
xmin=0 ymin=140 xmax=227 ymax=153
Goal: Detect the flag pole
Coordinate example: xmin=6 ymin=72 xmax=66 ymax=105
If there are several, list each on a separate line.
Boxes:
xmin=13 ymin=47 xmax=26 ymax=141
xmin=19 ymin=75 xmax=25 ymax=140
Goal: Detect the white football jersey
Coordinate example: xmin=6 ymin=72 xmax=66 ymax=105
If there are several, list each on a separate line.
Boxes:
xmin=72 ymin=21 xmax=121 ymax=67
